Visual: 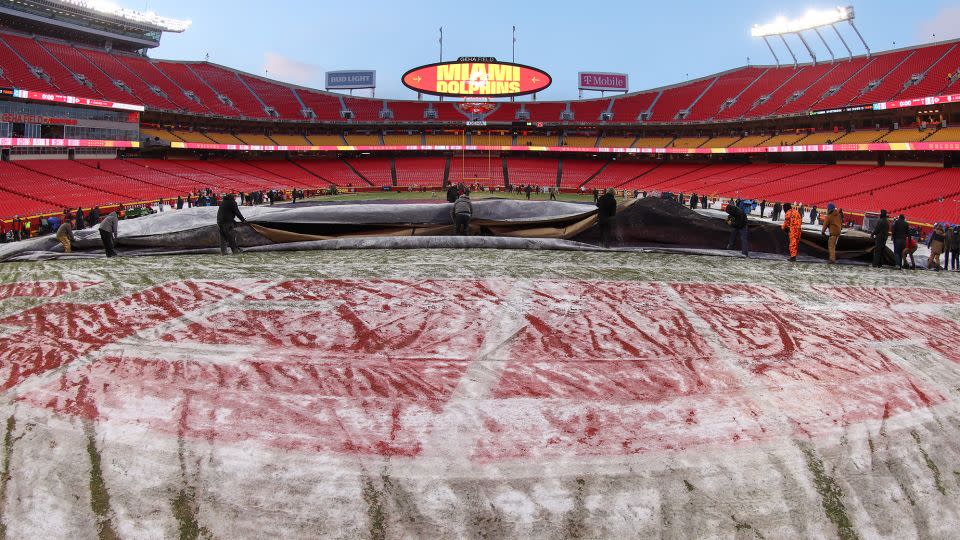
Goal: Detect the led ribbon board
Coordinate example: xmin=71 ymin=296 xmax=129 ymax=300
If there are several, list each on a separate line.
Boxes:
xmin=402 ymin=59 xmax=551 ymax=98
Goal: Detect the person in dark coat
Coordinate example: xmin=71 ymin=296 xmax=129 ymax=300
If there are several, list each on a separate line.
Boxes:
xmin=700 ymin=194 xmax=707 ymax=209
xmin=871 ymin=209 xmax=889 ymax=268
xmin=88 ymin=206 xmax=100 ymax=228
xmin=809 ymin=205 xmax=818 ymax=225
xmin=592 ymin=188 xmax=599 ymax=204
xmin=99 ymin=211 xmax=119 ymax=257
xmin=176 ymin=195 xmax=184 ymax=210
xmin=524 ymin=185 xmax=533 ymax=200
xmin=74 ymin=207 xmax=85 ymax=230
xmin=690 ymin=192 xmax=699 ymax=210
xmin=452 ymin=191 xmax=473 ymax=235
xmin=891 ymin=214 xmax=909 ymax=269
xmin=725 ymin=202 xmax=749 ymax=257
xmin=11 ymin=216 xmax=22 ymax=242
xmin=217 ymin=194 xmax=247 ymax=255
xmin=759 ymin=200 xmax=766 ymax=218
xmin=446 ymin=185 xmax=458 ymax=203
xmin=771 ymin=201 xmax=782 ymax=221
xmin=951 ymin=226 xmax=960 ymax=271
xmin=596 ymin=188 xmax=617 ymax=248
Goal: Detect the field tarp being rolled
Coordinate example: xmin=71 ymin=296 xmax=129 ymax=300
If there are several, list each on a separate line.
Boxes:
xmin=0 ymin=197 xmax=890 ymax=263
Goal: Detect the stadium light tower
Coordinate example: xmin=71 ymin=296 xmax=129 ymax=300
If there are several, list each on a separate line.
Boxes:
xmin=751 ymin=6 xmax=868 ymax=66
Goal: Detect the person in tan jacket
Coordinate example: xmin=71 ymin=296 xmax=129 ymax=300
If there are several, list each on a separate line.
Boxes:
xmin=55 ymin=220 xmax=75 ymax=253
xmin=821 ymin=202 xmax=842 ymax=264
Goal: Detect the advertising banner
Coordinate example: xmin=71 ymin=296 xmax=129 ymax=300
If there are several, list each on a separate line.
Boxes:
xmin=12 ymin=89 xmax=145 ymax=111
xmin=578 ymin=72 xmax=628 ymax=92
xmin=159 ymin=141 xmax=960 ymax=154
xmin=403 ymin=60 xmax=551 ymax=97
xmin=325 ymin=70 xmax=376 ymax=90
xmin=872 ymin=92 xmax=960 ymax=111
xmin=0 ymin=137 xmax=140 ymax=148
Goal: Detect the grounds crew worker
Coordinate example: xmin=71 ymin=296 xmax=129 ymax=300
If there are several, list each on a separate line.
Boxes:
xmin=452 ymin=190 xmax=473 ymax=236
xmin=724 ymin=201 xmax=749 ymax=257
xmin=871 ymin=209 xmax=889 ymax=268
xmin=891 ymin=214 xmax=909 ymax=269
xmin=596 ymin=188 xmax=617 ymax=248
xmin=99 ymin=211 xmax=119 ymax=257
xmin=821 ymin=202 xmax=842 ymax=264
xmin=55 ymin=219 xmax=75 ymax=253
xmin=217 ymin=193 xmax=247 ymax=255
xmin=781 ymin=202 xmax=802 ymax=262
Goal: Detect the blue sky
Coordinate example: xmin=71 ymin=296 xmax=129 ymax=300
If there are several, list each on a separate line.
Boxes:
xmin=143 ymin=0 xmax=960 ymax=101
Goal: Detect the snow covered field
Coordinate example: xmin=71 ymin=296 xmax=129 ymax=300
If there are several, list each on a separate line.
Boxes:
xmin=0 ymin=248 xmax=959 ymax=538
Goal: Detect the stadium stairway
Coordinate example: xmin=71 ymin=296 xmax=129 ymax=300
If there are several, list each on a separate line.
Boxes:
xmin=243 ymin=160 xmax=331 ymax=187
xmin=588 ymin=162 xmax=660 ymax=190
xmin=622 ymin=163 xmax=713 ymax=191
xmin=74 ymin=160 xmax=181 ymax=198
xmin=761 ymin=165 xmax=874 ymax=202
xmin=338 ymin=159 xmax=375 ymax=187
xmin=896 ymin=43 xmax=960 ymax=100
xmin=285 ymin=160 xmax=336 ymax=186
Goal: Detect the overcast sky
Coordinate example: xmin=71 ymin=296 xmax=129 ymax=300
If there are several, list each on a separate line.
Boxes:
xmin=142 ymin=0 xmax=960 ymax=101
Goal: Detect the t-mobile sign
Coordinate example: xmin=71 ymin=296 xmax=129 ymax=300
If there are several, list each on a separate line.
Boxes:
xmin=578 ymin=72 xmax=628 ymax=92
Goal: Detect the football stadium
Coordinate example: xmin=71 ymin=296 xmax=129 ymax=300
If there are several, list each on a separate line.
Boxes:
xmin=1 ymin=0 xmax=960 ymax=537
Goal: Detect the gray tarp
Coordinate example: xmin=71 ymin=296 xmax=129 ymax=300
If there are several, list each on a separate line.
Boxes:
xmin=0 ymin=198 xmax=890 ymax=263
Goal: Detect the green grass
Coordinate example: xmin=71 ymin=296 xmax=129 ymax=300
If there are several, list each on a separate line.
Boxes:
xmin=2 ymin=249 xmax=958 ymax=310
xmin=299 ymin=190 xmax=602 ymax=204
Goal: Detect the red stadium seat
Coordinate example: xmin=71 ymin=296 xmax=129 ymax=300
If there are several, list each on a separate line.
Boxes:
xmin=395 ymin=157 xmax=446 ymax=186
xmin=342 ymin=157 xmax=393 ymax=187
xmin=507 ymin=157 xmax=558 ymax=186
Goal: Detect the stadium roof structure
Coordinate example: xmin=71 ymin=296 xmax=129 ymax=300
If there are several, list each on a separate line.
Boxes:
xmin=0 ymin=0 xmax=189 ymax=50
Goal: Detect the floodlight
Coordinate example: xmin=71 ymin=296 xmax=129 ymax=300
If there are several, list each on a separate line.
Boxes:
xmin=750 ymin=5 xmax=868 ymax=66
xmin=751 ymin=6 xmax=853 ymax=37
xmin=54 ymin=0 xmax=192 ymax=32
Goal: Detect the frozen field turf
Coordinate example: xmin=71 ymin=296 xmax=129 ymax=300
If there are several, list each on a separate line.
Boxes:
xmin=1 ymin=248 xmax=960 ymax=538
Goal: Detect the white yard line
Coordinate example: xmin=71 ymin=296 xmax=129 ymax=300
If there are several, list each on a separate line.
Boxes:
xmin=417 ymin=280 xmax=536 ymax=463
xmin=659 ymin=282 xmax=880 ymax=539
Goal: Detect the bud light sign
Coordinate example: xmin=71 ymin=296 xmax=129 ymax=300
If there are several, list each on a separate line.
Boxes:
xmin=578 ymin=72 xmax=628 ymax=92
xmin=325 ymin=70 xmax=376 ymax=90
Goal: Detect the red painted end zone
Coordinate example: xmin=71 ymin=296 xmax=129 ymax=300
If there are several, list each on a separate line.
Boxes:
xmin=3 ymin=279 xmax=957 ymax=460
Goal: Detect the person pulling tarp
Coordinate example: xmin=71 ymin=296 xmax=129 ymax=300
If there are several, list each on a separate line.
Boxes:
xmin=452 ymin=190 xmax=473 ymax=236
xmin=217 ymin=194 xmax=247 ymax=256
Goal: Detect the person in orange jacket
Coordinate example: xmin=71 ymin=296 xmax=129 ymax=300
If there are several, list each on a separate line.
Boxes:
xmin=781 ymin=202 xmax=802 ymax=262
